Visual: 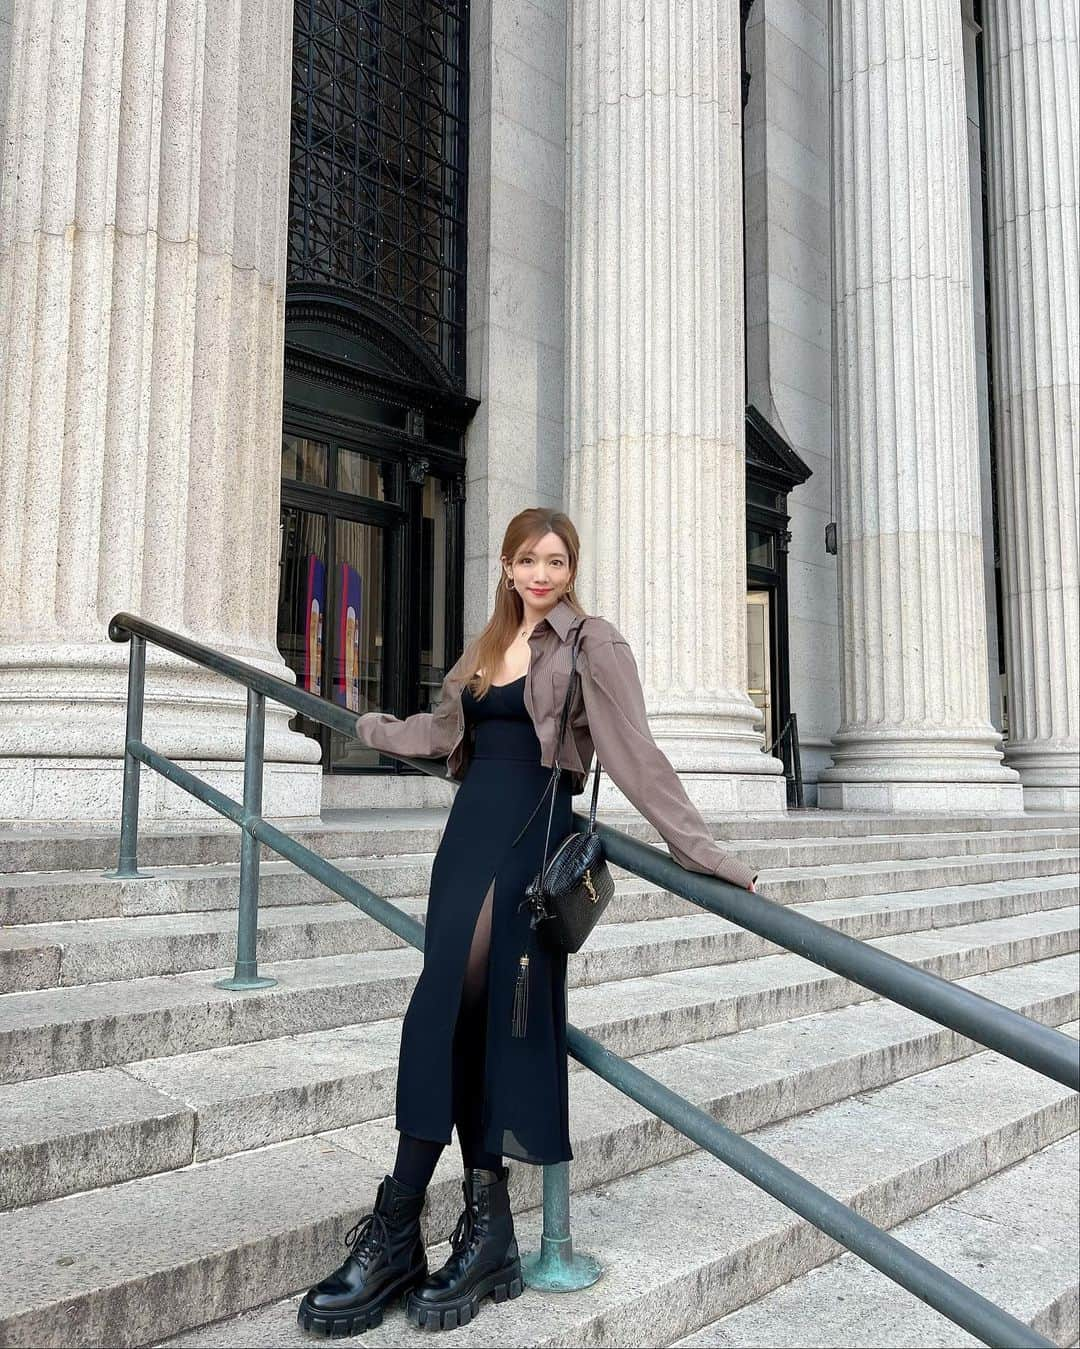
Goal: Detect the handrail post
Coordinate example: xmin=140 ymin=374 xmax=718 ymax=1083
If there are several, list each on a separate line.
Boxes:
xmin=106 ymin=634 xmax=149 ymax=879
xmin=215 ymin=689 xmax=276 ymax=991
xmin=782 ymin=719 xmax=792 ymax=807
xmin=520 ymin=1163 xmax=601 ymax=1292
xmin=782 ymin=712 xmax=798 ymax=804
xmin=521 ymin=980 xmax=601 ymax=1291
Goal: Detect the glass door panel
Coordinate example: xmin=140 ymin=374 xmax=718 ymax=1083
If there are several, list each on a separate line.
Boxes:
xmin=419 ymin=472 xmax=452 ymax=709
xmin=281 ymin=434 xmax=329 ymax=487
xmin=277 ymin=423 xmax=462 ymax=776
xmin=328 ymin=518 xmax=389 ymax=770
xmin=278 ymin=505 xmax=329 ymax=700
xmin=747 ymin=590 xmax=772 ymax=744
xmin=336 ymin=447 xmax=397 ymax=502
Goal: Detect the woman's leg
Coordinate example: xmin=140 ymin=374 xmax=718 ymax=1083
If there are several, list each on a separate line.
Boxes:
xmin=452 ymin=878 xmax=504 ymax=1172
xmin=405 ymin=879 xmax=521 ymax=1328
xmin=393 ymin=873 xmax=500 ymax=1192
xmin=392 ymin=1130 xmax=445 ymax=1193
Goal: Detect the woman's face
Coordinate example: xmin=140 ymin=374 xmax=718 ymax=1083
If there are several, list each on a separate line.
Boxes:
xmin=506 ymin=532 xmax=573 ymax=603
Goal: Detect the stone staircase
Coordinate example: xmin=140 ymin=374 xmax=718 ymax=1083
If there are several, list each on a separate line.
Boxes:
xmin=0 ymin=809 xmax=1077 ymax=1348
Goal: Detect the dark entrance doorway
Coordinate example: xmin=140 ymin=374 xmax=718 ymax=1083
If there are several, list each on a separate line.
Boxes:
xmin=745 ymin=406 xmax=813 ymax=774
xmin=280 ymin=327 xmax=474 ymax=777
xmin=278 ymin=430 xmax=399 ymax=772
xmin=280 ymin=0 xmax=475 ymax=775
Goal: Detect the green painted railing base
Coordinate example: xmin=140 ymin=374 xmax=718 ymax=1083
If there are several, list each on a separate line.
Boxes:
xmin=102 ymin=867 xmax=151 ymax=880
xmin=520 ymin=1240 xmax=602 ymax=1292
xmin=213 ymin=973 xmax=278 ymax=992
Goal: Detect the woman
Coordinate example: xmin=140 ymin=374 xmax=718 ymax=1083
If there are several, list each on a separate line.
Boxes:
xmin=298 ymin=508 xmax=759 ymax=1338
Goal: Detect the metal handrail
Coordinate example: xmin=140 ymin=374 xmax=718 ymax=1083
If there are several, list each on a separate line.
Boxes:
xmin=594 ymin=822 xmax=1078 ymax=1090
xmin=107 ymin=612 xmax=1076 ymax=1347
xmin=762 ymin=710 xmax=804 ymax=808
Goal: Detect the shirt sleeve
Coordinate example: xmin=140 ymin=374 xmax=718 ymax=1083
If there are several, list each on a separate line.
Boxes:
xmin=578 ymin=635 xmax=758 ymax=890
xmin=353 ymin=645 xmax=473 ymax=761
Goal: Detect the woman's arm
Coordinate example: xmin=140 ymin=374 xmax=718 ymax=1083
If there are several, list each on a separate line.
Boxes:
xmin=578 ymin=633 xmax=758 ymax=891
xmin=354 ymin=644 xmax=474 ymax=761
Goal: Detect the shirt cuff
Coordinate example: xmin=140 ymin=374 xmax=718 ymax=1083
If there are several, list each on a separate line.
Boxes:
xmin=717 ymin=856 xmax=758 ymax=890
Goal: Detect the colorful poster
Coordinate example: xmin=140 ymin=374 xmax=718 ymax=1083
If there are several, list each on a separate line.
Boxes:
xmin=336 ymin=564 xmax=362 ymax=710
xmin=303 ymin=554 xmax=325 ymax=695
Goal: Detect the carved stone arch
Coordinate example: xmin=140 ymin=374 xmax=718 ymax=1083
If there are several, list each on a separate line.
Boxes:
xmin=284 ymin=286 xmax=460 ymax=395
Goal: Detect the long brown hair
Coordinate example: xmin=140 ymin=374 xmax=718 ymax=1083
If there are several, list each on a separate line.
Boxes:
xmin=463 ymin=509 xmax=589 ymax=699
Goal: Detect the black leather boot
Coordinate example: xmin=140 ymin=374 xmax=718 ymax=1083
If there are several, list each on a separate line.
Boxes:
xmin=297 ymin=1173 xmax=428 ymax=1337
xmin=404 ymin=1164 xmax=523 ymax=1331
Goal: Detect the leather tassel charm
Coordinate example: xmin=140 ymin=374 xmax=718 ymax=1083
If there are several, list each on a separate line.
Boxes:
xmin=510 ymin=953 xmax=530 ymax=1038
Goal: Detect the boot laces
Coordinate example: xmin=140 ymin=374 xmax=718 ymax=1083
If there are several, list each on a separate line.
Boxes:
xmin=344 ymin=1208 xmax=391 ymax=1267
xmin=450 ymin=1196 xmax=480 ymax=1254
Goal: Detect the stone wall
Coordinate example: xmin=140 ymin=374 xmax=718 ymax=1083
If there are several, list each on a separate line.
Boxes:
xmin=0 ymin=0 xmax=11 ymax=172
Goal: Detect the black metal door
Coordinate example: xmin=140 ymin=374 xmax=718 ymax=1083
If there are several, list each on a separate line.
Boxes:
xmin=277 ymin=425 xmax=462 ymax=773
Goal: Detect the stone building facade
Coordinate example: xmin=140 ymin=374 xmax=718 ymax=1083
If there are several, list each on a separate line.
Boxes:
xmin=0 ymin=0 xmax=1075 ymax=823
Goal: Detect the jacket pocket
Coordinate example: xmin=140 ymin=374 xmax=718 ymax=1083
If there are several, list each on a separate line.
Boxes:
xmin=551 ymin=666 xmax=572 ymax=714
xmin=552 ymin=666 xmax=586 ymax=737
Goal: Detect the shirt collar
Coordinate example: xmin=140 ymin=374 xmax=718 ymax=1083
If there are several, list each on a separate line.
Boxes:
xmin=536 ymin=594 xmax=583 ymax=643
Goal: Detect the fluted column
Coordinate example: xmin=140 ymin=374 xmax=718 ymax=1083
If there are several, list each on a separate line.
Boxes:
xmin=0 ymin=0 xmax=321 ymax=821
xmin=564 ymin=0 xmax=784 ymax=812
xmin=982 ymin=3 xmax=1079 ymax=810
xmin=819 ymin=0 xmax=1022 ymax=812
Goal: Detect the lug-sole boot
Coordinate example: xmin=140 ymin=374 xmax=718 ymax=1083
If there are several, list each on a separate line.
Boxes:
xmin=405 ymin=1164 xmax=523 ymax=1331
xmin=298 ymin=1173 xmax=428 ymax=1337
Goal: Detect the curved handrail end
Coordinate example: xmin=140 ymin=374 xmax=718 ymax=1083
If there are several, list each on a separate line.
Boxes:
xmin=109 ymin=612 xmax=136 ymax=643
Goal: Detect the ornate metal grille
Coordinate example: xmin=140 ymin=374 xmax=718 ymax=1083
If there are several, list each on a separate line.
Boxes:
xmin=289 ymin=0 xmax=469 ymax=380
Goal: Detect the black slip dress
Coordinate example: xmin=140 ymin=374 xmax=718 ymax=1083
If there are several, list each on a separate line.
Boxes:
xmin=393 ymin=673 xmax=575 ymax=1166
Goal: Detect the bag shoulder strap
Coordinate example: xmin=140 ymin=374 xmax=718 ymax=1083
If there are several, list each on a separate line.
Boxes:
xmin=510 ymin=626 xmax=602 ymax=850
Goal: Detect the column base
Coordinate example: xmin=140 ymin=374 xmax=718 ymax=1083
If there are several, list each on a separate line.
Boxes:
xmin=816 ymin=779 xmax=1026 ymax=813
xmin=1021 ymin=785 xmax=1080 ymax=812
xmin=321 ymin=772 xmax=457 ymax=811
xmin=0 ymin=758 xmax=324 ymax=825
xmin=596 ymin=771 xmax=789 ymax=815
xmin=1002 ymin=742 xmax=1080 ymax=799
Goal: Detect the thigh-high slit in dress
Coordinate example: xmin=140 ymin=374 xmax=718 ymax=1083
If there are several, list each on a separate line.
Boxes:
xmin=393 ymin=674 xmax=575 ymax=1166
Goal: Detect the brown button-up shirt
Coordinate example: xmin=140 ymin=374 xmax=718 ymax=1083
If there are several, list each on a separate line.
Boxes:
xmin=355 ymin=595 xmax=758 ymax=890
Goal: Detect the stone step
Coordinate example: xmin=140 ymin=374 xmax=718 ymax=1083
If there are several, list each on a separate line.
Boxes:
xmin=3 ymin=1032 xmax=1072 ymax=1348
xmin=0 ymin=810 xmax=1074 ymax=878
xmin=569 ymin=907 xmax=1079 ymax=1062
xmin=2 ymin=954 xmax=1074 ymax=1212
xmin=747 ymin=825 xmax=1079 ymax=867
xmin=674 ymin=1133 xmax=1080 ymax=1347
xmin=5 ymin=872 xmax=1075 ymax=994
xmin=572 ymin=886 xmax=1079 ymax=987
xmin=161 ymin=1037 xmax=1079 ymax=1349
xmin=0 ymin=854 xmax=441 ymax=927
xmin=1 ymin=903 xmax=1074 ymax=1086
xmin=789 ymin=874 xmax=1077 ymax=942
xmin=0 ymin=899 xmax=425 ymax=994
xmin=2 ymin=833 xmax=1075 ymax=929
xmin=765 ymin=847 xmax=1078 ymax=905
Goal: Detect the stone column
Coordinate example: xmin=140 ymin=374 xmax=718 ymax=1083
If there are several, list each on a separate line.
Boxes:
xmin=819 ymin=0 xmax=1022 ymax=812
xmin=563 ymin=0 xmax=785 ymax=812
xmin=0 ymin=0 xmax=321 ymax=822
xmin=982 ymin=3 xmax=1079 ymax=811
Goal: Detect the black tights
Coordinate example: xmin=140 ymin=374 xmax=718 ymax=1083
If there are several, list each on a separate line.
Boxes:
xmin=393 ymin=878 xmax=503 ymax=1193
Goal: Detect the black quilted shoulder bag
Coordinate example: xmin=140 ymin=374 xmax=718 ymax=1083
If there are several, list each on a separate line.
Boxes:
xmin=509 ymin=630 xmax=615 ymax=1037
